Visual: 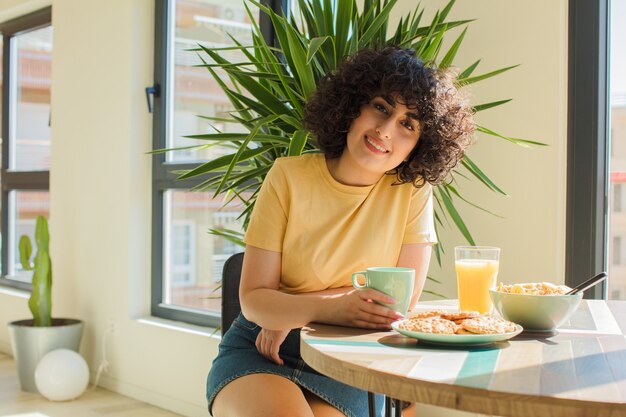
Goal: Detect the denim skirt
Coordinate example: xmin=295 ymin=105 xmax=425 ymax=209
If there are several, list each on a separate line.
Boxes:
xmin=206 ymin=313 xmax=383 ymax=417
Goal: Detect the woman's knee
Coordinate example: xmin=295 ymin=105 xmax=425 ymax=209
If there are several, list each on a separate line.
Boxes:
xmin=211 ymin=374 xmax=314 ymax=417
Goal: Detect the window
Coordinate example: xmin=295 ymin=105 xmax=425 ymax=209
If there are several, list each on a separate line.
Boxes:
xmin=0 ymin=8 xmax=52 ymax=290
xmin=608 ymin=0 xmax=626 ymax=298
xmin=566 ymin=0 xmax=609 ymax=298
xmin=614 ymin=183 xmax=623 ymax=212
xmin=152 ymin=0 xmax=286 ymax=326
xmin=613 ymin=236 xmax=622 ymax=265
xmin=567 ymin=0 xmax=626 ymax=299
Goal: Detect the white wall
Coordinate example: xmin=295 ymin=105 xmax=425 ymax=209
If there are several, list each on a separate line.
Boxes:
xmin=0 ymin=1 xmax=220 ymax=416
xmin=0 ymin=1 xmax=568 ymax=416
xmin=391 ymin=0 xmax=569 ymax=301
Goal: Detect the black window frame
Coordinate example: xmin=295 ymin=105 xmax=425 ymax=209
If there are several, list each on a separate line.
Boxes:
xmin=566 ymin=0 xmax=610 ymax=299
xmin=151 ymin=0 xmax=288 ymax=327
xmin=0 ymin=7 xmax=52 ymax=291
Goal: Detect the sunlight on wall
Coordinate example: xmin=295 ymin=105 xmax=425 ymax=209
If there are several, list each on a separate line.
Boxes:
xmin=1 ymin=413 xmax=51 ymax=417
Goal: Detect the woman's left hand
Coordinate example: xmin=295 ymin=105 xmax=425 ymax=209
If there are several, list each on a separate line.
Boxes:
xmin=255 ymin=328 xmax=290 ymax=365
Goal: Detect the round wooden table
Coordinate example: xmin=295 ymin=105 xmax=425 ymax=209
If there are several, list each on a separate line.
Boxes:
xmin=300 ymin=300 xmax=626 ymax=417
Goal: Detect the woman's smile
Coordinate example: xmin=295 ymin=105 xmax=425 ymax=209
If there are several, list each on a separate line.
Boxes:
xmin=364 ymin=134 xmax=389 ymax=154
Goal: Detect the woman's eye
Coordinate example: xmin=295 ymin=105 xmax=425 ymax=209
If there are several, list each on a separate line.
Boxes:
xmin=402 ymin=120 xmax=415 ymax=131
xmin=374 ymin=103 xmax=388 ymax=114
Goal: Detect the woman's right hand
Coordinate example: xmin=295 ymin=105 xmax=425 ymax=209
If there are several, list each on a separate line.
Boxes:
xmin=324 ymin=288 xmax=404 ymax=329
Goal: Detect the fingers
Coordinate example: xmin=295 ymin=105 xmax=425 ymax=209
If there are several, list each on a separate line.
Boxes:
xmin=255 ymin=330 xmax=285 ymax=366
xmin=354 ymin=289 xmax=405 ymax=322
xmin=269 ymin=341 xmax=283 ymax=365
xmin=357 ymin=288 xmax=397 ymax=305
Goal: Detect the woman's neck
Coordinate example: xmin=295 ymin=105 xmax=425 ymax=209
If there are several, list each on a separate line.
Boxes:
xmin=325 ymin=156 xmax=382 ymax=187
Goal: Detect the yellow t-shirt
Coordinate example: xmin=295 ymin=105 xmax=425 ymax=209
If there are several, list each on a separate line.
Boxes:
xmin=244 ymin=153 xmax=437 ymax=293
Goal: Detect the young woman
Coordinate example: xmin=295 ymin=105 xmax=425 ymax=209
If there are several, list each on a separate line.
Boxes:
xmin=207 ymin=46 xmax=475 ymax=417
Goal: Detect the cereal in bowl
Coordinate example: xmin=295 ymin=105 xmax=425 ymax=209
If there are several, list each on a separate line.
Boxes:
xmin=496 ymin=281 xmax=571 ymax=296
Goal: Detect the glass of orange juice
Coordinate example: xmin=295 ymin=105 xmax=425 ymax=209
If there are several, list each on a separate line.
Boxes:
xmin=455 ymin=246 xmax=500 ymax=314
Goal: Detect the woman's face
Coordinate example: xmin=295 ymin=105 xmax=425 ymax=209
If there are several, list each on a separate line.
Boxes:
xmin=337 ymin=96 xmax=421 ymax=185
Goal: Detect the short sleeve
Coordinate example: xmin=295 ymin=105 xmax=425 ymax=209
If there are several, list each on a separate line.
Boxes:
xmin=243 ymin=161 xmax=289 ymax=252
xmin=403 ymin=183 xmax=438 ymax=244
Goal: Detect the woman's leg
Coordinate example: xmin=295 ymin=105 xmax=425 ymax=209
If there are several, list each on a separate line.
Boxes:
xmin=212 ymin=373 xmax=315 ymax=417
xmin=303 ymin=390 xmax=347 ymax=417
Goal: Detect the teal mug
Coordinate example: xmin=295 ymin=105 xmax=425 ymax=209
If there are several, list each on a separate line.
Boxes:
xmin=351 ymin=267 xmax=415 ymax=316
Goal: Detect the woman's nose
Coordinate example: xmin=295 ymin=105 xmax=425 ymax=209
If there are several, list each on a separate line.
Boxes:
xmin=375 ymin=128 xmax=388 ymax=138
xmin=376 ymin=119 xmax=393 ymax=139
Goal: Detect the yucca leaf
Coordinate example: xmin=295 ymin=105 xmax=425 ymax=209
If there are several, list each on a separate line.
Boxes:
xmin=421 ymin=23 xmax=447 ymax=63
xmin=288 ymin=130 xmax=309 ymax=156
xmin=445 ymin=183 xmax=504 ymax=218
xmin=200 ymin=56 xmax=254 ymax=122
xmin=415 ymin=11 xmax=440 ymax=58
xmin=439 ymin=0 xmax=456 ymax=20
xmin=201 ymin=46 xmax=292 ymax=116
xmin=439 ymin=26 xmax=467 ymax=68
xmin=358 ymin=0 xmax=398 ymax=49
xmin=279 ymin=114 xmax=304 ymax=130
xmin=150 ymin=144 xmax=207 ymax=154
xmin=299 ymin=0 xmax=320 ymax=36
xmin=473 ymin=99 xmax=512 ymax=112
xmin=426 ymin=274 xmax=444 ymax=285
xmin=177 ymin=145 xmax=274 ymax=181
xmin=435 ymin=186 xmax=475 ymax=245
xmin=459 ymin=59 xmax=480 ymax=79
xmin=461 ymin=156 xmax=506 ymax=194
xmin=197 ymin=115 xmax=240 ymax=124
xmin=185 ymin=133 xmax=292 ymax=146
xmin=227 ymin=165 xmax=272 ymax=190
xmin=209 ymin=228 xmax=245 ymax=247
xmin=477 ymin=125 xmax=548 ymax=147
xmin=284 ymin=28 xmax=317 ymax=97
xmin=461 ymin=64 xmax=520 ymax=85
xmin=408 ymin=9 xmax=424 ymax=40
xmin=335 ymin=0 xmax=354 ymax=58
xmin=307 ymin=36 xmax=331 ymax=64
xmin=216 ymin=115 xmax=282 ymax=194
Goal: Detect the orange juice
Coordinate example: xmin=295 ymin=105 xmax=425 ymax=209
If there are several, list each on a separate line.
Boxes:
xmin=455 ymin=259 xmax=499 ymax=313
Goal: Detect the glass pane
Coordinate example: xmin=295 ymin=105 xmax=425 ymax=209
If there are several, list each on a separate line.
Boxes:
xmin=9 ymin=190 xmax=50 ymax=283
xmin=608 ymin=0 xmax=626 ymax=299
xmin=162 ymin=190 xmax=248 ymax=313
xmin=168 ymin=0 xmax=260 ymax=163
xmin=0 ymin=36 xmax=3 ymax=274
xmin=10 ymin=25 xmax=52 ymax=171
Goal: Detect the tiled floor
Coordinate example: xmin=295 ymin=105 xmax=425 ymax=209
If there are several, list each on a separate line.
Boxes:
xmin=0 ymin=352 xmax=184 ymax=417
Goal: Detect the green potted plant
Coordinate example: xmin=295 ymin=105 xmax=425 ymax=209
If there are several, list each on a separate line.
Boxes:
xmin=160 ymin=0 xmax=544 ymax=292
xmin=7 ymin=215 xmax=84 ymax=393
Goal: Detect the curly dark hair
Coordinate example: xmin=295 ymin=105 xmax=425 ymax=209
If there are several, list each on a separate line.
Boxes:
xmin=303 ymin=46 xmax=475 ymax=186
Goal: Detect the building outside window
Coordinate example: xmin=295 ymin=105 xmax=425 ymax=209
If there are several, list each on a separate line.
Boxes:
xmin=0 ymin=8 xmax=52 ymax=289
xmin=152 ymin=0 xmax=283 ymax=326
xmin=608 ymin=0 xmax=626 ymax=298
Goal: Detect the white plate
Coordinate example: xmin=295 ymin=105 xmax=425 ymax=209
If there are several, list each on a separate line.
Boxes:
xmin=391 ymin=320 xmax=523 ymax=347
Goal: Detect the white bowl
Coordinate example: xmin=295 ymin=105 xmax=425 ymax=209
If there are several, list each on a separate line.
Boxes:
xmin=489 ymin=288 xmax=583 ymax=332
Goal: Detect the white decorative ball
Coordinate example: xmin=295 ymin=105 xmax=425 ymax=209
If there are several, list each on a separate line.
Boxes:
xmin=35 ymin=349 xmax=89 ymax=401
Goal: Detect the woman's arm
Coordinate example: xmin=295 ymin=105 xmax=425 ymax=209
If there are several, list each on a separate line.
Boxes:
xmin=239 ymin=245 xmax=402 ymax=331
xmin=396 ymin=242 xmax=433 ymax=310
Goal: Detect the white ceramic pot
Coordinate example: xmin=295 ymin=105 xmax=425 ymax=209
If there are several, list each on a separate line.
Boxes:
xmin=7 ymin=318 xmax=83 ymax=393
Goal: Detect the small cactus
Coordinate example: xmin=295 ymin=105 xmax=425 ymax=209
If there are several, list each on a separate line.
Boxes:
xmin=19 ymin=216 xmax=52 ymax=327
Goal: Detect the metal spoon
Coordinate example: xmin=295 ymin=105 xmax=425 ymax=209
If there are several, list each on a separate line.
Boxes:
xmin=565 ymin=272 xmax=607 ymax=295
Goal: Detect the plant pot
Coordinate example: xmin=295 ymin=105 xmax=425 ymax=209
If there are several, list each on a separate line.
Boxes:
xmin=7 ymin=318 xmax=84 ymax=393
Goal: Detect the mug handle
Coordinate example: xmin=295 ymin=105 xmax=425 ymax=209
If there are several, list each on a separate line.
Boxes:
xmin=352 ymin=271 xmax=367 ymax=289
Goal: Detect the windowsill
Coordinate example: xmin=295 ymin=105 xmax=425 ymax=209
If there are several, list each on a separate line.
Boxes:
xmin=0 ymin=286 xmax=29 ymax=299
xmin=136 ymin=316 xmax=220 ymax=339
